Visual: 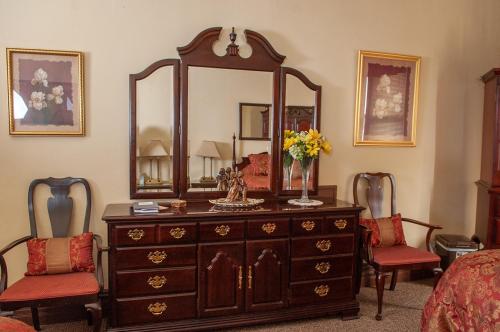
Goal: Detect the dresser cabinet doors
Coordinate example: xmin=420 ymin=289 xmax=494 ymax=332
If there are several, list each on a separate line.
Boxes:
xmin=246 ymin=239 xmax=288 ymax=312
xmin=198 ymin=242 xmax=244 ymax=317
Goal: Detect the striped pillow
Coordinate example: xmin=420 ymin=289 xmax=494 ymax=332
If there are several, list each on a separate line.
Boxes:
xmin=359 ymin=213 xmax=406 ymax=247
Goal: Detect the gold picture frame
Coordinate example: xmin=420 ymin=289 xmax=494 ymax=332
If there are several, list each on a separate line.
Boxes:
xmin=354 ymin=50 xmax=420 ymax=146
xmin=7 ymin=48 xmax=85 ymax=136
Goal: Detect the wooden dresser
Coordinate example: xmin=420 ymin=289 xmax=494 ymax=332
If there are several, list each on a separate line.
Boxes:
xmin=102 ymin=199 xmax=363 ymax=331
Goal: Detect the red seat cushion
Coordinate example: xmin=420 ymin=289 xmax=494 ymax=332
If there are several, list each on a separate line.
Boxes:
xmin=373 ymin=245 xmax=441 ymax=266
xmin=0 ymin=272 xmax=98 ymax=302
xmin=0 ymin=317 xmax=35 ymax=331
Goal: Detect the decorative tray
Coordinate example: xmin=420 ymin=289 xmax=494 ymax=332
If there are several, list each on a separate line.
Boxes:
xmin=209 ymin=198 xmax=264 ymax=208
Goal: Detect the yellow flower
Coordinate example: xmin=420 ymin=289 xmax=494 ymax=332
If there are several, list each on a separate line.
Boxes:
xmin=283 ymin=137 xmax=297 ymax=151
xmin=306 ymin=129 xmax=321 ymax=143
xmin=284 ymin=130 xmax=295 ymax=139
xmin=321 ymin=140 xmax=332 ymax=154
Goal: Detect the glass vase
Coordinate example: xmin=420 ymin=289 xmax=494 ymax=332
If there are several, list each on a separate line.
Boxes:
xmin=299 ymin=158 xmax=313 ymax=203
xmin=284 ymin=164 xmax=293 ymax=190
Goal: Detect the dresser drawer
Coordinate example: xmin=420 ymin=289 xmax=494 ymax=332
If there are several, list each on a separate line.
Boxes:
xmin=112 ymin=224 xmax=157 ymax=246
xmin=159 ymin=223 xmax=197 ymax=244
xmin=289 ymin=277 xmax=352 ymax=306
xmin=199 ymin=221 xmax=244 ymax=241
xmin=290 ymin=256 xmax=353 ymax=281
xmin=247 ymin=218 xmax=289 ymax=239
xmin=291 ymin=216 xmax=323 ymax=236
xmin=116 ymin=267 xmax=196 ymax=297
xmin=115 ymin=245 xmax=196 ymax=270
xmin=116 ymin=293 xmax=196 ymax=326
xmin=291 ymin=235 xmax=354 ymax=258
xmin=323 ymin=216 xmax=355 ymax=234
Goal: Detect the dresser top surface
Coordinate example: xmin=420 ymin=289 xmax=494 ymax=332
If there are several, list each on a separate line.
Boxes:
xmin=102 ymin=199 xmax=363 ymax=222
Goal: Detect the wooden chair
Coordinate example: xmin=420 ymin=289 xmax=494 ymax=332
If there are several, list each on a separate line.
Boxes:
xmin=0 ymin=177 xmax=105 ymax=331
xmin=353 ymin=172 xmax=443 ymax=321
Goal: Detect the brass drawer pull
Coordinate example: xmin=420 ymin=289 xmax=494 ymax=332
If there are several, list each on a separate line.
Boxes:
xmin=127 ymin=228 xmax=145 ymax=241
xmin=148 ymin=302 xmax=167 ymax=316
xmin=147 ymin=275 xmax=167 ymax=289
xmin=238 ymin=266 xmax=243 ymax=290
xmin=147 ymin=250 xmax=167 ymax=264
xmin=169 ymin=227 xmax=186 ymax=239
xmin=261 ymin=223 xmax=276 ymax=234
xmin=248 ymin=265 xmax=253 ymax=289
xmin=215 ymin=225 xmax=230 ymax=236
xmin=314 ymin=285 xmax=330 ymax=297
xmin=334 ymin=219 xmax=348 ymax=230
xmin=301 ymin=220 xmax=315 ymax=231
xmin=316 ymin=240 xmax=332 ymax=252
xmin=315 ymin=262 xmax=331 ymax=274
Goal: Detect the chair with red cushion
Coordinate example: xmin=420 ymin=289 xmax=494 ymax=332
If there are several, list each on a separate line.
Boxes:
xmin=0 ymin=178 xmax=106 ymax=331
xmin=353 ymin=172 xmax=443 ymax=321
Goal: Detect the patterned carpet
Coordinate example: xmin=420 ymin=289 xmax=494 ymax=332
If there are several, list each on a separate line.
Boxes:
xmin=34 ymin=280 xmax=433 ymax=332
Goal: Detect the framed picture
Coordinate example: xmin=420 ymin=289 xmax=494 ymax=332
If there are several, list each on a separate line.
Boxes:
xmin=7 ymin=48 xmax=85 ymax=136
xmin=354 ymin=50 xmax=420 ymax=146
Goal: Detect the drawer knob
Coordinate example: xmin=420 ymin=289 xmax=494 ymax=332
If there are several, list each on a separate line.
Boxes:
xmin=315 ymin=262 xmax=331 ymax=274
xmin=169 ymin=227 xmax=186 ymax=239
xmin=314 ymin=284 xmax=330 ymax=297
xmin=261 ymin=223 xmax=276 ymax=234
xmin=316 ymin=240 xmax=332 ymax=252
xmin=334 ymin=219 xmax=348 ymax=230
xmin=147 ymin=275 xmax=167 ymax=289
xmin=127 ymin=228 xmax=145 ymax=241
xmin=215 ymin=225 xmax=230 ymax=236
xmin=147 ymin=250 xmax=167 ymax=264
xmin=147 ymin=302 xmax=167 ymax=316
xmin=301 ymin=220 xmax=315 ymax=231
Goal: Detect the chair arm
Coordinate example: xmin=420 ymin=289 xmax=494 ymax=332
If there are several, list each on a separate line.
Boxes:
xmin=92 ymin=234 xmax=108 ymax=293
xmin=0 ymin=235 xmax=33 ymax=294
xmin=401 ymin=218 xmax=442 ymax=252
xmin=359 ymin=225 xmax=374 ymax=264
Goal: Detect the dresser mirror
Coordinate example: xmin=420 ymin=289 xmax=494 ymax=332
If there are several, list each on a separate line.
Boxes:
xmin=279 ymin=67 xmax=321 ymax=194
xmin=129 ymin=59 xmax=179 ymax=198
xmin=239 ymin=102 xmax=272 ymax=141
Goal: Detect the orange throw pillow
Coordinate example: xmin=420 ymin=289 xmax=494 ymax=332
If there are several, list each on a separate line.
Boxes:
xmin=26 ymin=232 xmax=95 ymax=276
xmin=248 ymin=154 xmax=270 ymax=176
xmin=359 ymin=214 xmax=406 ymax=247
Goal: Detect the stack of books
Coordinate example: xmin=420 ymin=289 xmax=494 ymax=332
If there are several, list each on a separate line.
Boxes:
xmin=133 ymin=201 xmax=159 ymax=214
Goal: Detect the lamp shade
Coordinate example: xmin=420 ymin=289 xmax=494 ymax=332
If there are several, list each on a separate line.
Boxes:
xmin=141 ymin=139 xmax=168 ymax=157
xmin=195 ymin=140 xmax=220 ymax=158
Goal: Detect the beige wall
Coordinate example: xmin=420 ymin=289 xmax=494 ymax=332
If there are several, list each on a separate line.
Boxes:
xmin=1 ymin=0 xmax=499 ymax=285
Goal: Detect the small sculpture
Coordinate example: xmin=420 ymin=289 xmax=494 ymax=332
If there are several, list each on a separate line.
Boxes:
xmin=226 ymin=171 xmax=239 ymax=201
xmin=211 ymin=167 xmax=260 ymax=207
xmin=237 ymin=171 xmax=248 ymax=202
xmin=216 ymin=168 xmax=228 ymax=191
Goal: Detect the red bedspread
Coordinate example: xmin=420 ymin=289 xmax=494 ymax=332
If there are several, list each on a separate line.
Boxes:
xmin=421 ymin=249 xmax=500 ymax=332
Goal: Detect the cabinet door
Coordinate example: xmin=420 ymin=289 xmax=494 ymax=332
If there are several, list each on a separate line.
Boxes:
xmin=246 ymin=239 xmax=288 ymax=311
xmin=198 ymin=242 xmax=244 ymax=317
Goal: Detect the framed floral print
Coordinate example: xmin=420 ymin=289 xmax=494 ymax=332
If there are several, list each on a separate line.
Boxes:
xmin=354 ymin=50 xmax=420 ymax=146
xmin=7 ymin=48 xmax=85 ymax=136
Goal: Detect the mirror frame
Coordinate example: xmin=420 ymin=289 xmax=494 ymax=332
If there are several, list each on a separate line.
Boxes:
xmin=177 ymin=27 xmax=285 ymax=199
xmin=129 ymin=59 xmax=180 ymax=199
xmin=279 ymin=67 xmax=322 ymax=196
xmin=239 ymin=102 xmax=272 ymax=141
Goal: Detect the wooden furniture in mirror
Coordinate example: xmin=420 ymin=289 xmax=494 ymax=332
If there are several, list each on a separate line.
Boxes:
xmin=279 ymin=67 xmax=321 ymax=194
xmin=129 ymin=59 xmax=179 ymax=198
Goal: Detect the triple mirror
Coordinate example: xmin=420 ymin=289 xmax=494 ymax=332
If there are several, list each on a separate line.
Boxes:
xmin=130 ymin=27 xmax=321 ymax=199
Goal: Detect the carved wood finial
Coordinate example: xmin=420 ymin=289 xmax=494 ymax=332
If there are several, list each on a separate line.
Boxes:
xmin=226 ymin=27 xmax=239 ymax=56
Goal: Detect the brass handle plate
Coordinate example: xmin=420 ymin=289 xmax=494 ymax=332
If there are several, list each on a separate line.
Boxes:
xmin=215 ymin=225 xmax=230 ymax=236
xmin=238 ymin=266 xmax=243 ymax=290
xmin=301 ymin=220 xmax=315 ymax=231
xmin=147 ymin=275 xmax=167 ymax=289
xmin=147 ymin=250 xmax=167 ymax=264
xmin=334 ymin=219 xmax=348 ymax=230
xmin=314 ymin=285 xmax=330 ymax=297
xmin=248 ymin=265 xmax=253 ymax=289
xmin=316 ymin=240 xmax=332 ymax=252
xmin=127 ymin=228 xmax=145 ymax=241
xmin=148 ymin=302 xmax=167 ymax=316
xmin=169 ymin=227 xmax=186 ymax=239
xmin=315 ymin=262 xmax=331 ymax=274
xmin=261 ymin=223 xmax=276 ymax=234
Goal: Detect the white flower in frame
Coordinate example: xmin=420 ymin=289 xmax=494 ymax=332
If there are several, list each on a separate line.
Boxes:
xmin=28 ymin=91 xmax=47 ymax=111
xmin=30 ymin=68 xmax=48 ymax=87
xmin=373 ymin=98 xmax=388 ymax=119
xmin=376 ymin=74 xmax=391 ymax=94
xmin=47 ymin=85 xmax=64 ymax=104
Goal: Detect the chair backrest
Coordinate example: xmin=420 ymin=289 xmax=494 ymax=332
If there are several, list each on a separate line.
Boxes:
xmin=28 ymin=177 xmax=91 ymax=238
xmin=353 ymin=172 xmax=396 ymax=219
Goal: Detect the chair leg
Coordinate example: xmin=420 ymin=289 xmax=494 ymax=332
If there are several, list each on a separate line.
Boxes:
xmin=389 ymin=269 xmax=398 ymax=291
xmin=375 ymin=270 xmax=386 ymax=321
xmin=31 ymin=306 xmax=41 ymax=331
xmin=85 ymin=302 xmax=102 ymax=332
xmin=433 ymin=267 xmax=443 ymax=289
